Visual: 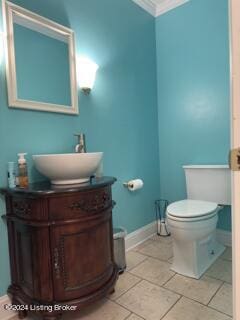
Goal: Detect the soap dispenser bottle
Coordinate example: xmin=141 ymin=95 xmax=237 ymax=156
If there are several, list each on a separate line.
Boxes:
xmin=7 ymin=162 xmax=16 ymax=188
xmin=18 ymin=153 xmax=29 ymax=188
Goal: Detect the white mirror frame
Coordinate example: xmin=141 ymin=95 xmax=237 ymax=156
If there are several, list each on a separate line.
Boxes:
xmin=2 ymin=0 xmax=79 ymax=115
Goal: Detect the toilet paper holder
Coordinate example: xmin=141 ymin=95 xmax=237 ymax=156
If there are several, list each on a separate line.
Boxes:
xmin=123 ymin=181 xmax=133 ymax=188
xmin=123 ymin=179 xmax=144 ymax=191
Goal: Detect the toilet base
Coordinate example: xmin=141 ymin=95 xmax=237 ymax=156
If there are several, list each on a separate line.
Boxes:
xmin=171 ymin=235 xmax=225 ymax=279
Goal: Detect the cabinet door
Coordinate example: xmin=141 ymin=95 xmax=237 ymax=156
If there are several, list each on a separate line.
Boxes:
xmin=51 ymin=210 xmax=114 ymax=301
xmin=12 ymin=221 xmax=53 ymax=301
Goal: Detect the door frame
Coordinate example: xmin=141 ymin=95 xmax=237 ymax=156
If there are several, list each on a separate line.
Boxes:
xmin=229 ymin=0 xmax=240 ymax=319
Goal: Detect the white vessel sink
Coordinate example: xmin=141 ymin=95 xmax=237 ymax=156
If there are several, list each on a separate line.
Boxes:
xmin=33 ymin=153 xmax=103 ymax=185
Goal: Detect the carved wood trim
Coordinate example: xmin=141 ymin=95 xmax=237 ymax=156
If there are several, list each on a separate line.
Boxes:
xmin=68 ymin=192 xmax=112 ymax=213
xmin=53 ymin=247 xmax=61 ymax=280
xmin=13 ymin=200 xmax=31 ymax=216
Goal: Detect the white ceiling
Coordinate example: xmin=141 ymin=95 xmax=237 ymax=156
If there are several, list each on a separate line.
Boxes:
xmin=151 ymin=0 xmax=171 ymax=5
xmin=132 ymin=0 xmax=190 ymax=17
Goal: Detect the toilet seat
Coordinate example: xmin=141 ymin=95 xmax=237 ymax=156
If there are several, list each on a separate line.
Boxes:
xmin=167 ymin=199 xmax=218 ymax=222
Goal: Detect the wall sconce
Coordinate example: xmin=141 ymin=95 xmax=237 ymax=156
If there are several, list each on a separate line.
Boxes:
xmin=77 ymin=57 xmax=99 ymax=95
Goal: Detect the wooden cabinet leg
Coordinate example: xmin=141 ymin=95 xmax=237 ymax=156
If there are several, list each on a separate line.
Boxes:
xmin=18 ymin=310 xmax=27 ymax=319
xmin=109 ymin=288 xmax=115 ymax=294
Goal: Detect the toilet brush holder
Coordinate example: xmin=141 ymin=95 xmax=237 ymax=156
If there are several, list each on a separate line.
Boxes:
xmin=157 ymin=220 xmax=170 ymax=237
xmin=155 ymin=199 xmax=171 ymax=237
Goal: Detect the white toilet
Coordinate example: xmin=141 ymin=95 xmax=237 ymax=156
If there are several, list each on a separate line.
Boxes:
xmin=166 ymin=165 xmax=231 ymax=279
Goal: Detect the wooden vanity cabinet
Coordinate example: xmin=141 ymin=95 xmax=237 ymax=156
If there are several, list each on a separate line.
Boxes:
xmin=1 ymin=177 xmax=118 ymax=320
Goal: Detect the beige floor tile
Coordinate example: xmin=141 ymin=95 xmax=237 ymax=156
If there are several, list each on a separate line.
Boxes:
xmin=164 ymin=274 xmax=222 ymax=305
xmin=130 ymin=257 xmax=175 ymax=286
xmin=132 ymin=239 xmax=155 ymax=251
xmin=126 ymin=251 xmax=147 ymax=271
xmin=62 ymin=299 xmax=130 ymax=320
xmin=221 ymin=247 xmax=232 ymax=261
xmin=162 ymin=297 xmax=232 ymax=320
xmin=209 ymin=283 xmax=233 ymax=316
xmin=138 ymin=240 xmax=173 ymax=261
xmin=150 ymin=234 xmax=172 ymax=244
xmin=126 ymin=314 xmax=144 ymax=320
xmin=116 ymin=280 xmax=180 ymax=320
xmin=205 ymin=259 xmax=232 ymax=283
xmin=168 ymin=257 xmax=173 ymax=264
xmin=110 ymin=272 xmax=141 ymax=300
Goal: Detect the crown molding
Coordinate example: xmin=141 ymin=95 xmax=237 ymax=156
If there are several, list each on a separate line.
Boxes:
xmin=132 ymin=0 xmax=190 ymax=17
xmin=132 ymin=0 xmax=156 ymax=16
xmin=155 ymin=0 xmax=190 ymax=16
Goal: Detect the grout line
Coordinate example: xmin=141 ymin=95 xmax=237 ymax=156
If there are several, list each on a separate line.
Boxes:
xmin=207 ymin=281 xmax=225 ymax=306
xmin=116 ymin=283 xmax=232 ymax=317
xmin=221 ymin=257 xmax=232 ymax=262
xmin=126 ymin=256 xmax=231 ymax=308
xmin=126 ymin=256 xmax=148 ymax=272
xmin=126 ymin=232 xmax=158 ymax=252
xmin=112 ymin=299 xmax=142 ymax=320
xmin=181 ymin=297 xmax=233 ymax=318
xmin=132 ymin=251 xmax=173 ymax=264
xmin=205 ymin=303 xmax=233 ymax=318
xmin=205 ymin=272 xmax=232 ymax=285
xmin=113 ymin=280 xmax=148 ymax=320
xmin=221 ymin=248 xmax=232 ymax=262
xmin=132 ymin=239 xmax=155 ymax=252
xmin=126 ymin=240 xmax=232 ymax=318
xmin=114 ymin=279 xmax=144 ymax=303
xmin=125 ymin=312 xmax=144 ymax=320
xmin=161 ymin=272 xmax=176 ymax=287
xmin=169 ymin=289 xmax=214 ymax=307
xmin=123 ymin=312 xmax=134 ymax=320
xmin=156 ymin=280 xmax=228 ymax=310
xmin=206 ymin=281 xmax=233 ymax=318
xmin=127 ymin=255 xmax=172 ymax=271
xmin=159 ymin=294 xmax=183 ymax=320
xmin=114 ymin=281 xmax=183 ymax=320
xmin=183 ymin=295 xmax=233 ymax=317
xmin=207 ymin=304 xmax=233 ymax=318
xmin=109 ymin=273 xmax=142 ymax=301
xmin=126 ymin=274 xmax=176 ymax=293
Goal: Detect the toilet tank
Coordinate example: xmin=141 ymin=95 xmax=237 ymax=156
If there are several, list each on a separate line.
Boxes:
xmin=183 ymin=165 xmax=231 ymax=205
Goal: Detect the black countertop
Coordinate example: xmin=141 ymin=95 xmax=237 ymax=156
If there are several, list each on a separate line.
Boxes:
xmin=0 ymin=176 xmax=117 ymax=197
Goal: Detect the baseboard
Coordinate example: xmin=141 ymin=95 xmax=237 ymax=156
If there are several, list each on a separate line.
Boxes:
xmin=0 ymin=295 xmax=17 ymax=320
xmin=0 ymin=221 xmax=157 ymax=319
xmin=216 ymin=229 xmax=232 ymax=247
xmin=0 ymin=225 xmax=230 ymax=320
xmin=125 ymin=223 xmax=231 ymax=250
xmin=125 ymin=221 xmax=157 ymax=251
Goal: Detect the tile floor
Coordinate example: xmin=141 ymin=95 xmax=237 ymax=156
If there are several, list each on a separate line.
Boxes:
xmin=28 ymin=235 xmax=233 ymax=320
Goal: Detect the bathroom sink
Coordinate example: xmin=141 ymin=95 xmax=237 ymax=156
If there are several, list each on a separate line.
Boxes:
xmin=33 ymin=153 xmax=103 ymax=185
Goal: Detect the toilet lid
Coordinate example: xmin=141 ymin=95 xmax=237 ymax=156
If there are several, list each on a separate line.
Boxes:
xmin=167 ymin=200 xmax=218 ymax=218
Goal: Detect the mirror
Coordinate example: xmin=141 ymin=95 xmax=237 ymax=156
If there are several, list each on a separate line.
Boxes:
xmin=3 ymin=1 xmax=78 ymax=114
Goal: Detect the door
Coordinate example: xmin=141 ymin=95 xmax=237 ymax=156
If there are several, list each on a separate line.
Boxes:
xmin=230 ymin=1 xmax=240 ymax=319
xmin=50 ymin=210 xmax=114 ymax=301
xmin=13 ymin=222 xmax=34 ymax=298
xmin=12 ymin=221 xmax=53 ymax=301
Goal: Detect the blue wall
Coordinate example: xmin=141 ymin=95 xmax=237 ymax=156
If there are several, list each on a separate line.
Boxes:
xmin=0 ymin=0 xmax=159 ymax=295
xmin=0 ymin=0 xmax=231 ymax=297
xmin=155 ymin=0 xmax=231 ymax=230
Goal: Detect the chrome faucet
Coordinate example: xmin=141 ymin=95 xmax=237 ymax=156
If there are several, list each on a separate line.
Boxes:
xmin=74 ymin=133 xmax=86 ymax=153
